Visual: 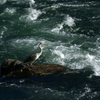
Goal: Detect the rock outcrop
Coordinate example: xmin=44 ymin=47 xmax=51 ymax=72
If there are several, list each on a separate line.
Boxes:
xmin=1 ymin=59 xmax=70 ymax=78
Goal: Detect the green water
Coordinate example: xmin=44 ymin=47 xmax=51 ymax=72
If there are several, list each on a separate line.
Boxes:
xmin=0 ymin=0 xmax=100 ymax=100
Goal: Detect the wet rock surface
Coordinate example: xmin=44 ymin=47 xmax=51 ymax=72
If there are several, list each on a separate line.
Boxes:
xmin=1 ymin=59 xmax=70 ymax=78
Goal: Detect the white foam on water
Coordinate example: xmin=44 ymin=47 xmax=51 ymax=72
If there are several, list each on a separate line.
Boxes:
xmin=19 ymin=79 xmax=25 ymax=83
xmin=50 ymin=44 xmax=87 ymax=68
xmin=76 ymin=85 xmax=91 ymax=100
xmin=8 ymin=0 xmax=34 ymax=5
xmin=29 ymin=0 xmax=35 ymax=8
xmin=51 ymin=15 xmax=75 ymax=34
xmin=51 ymin=23 xmax=64 ymax=34
xmin=64 ymin=15 xmax=75 ymax=27
xmin=64 ymin=3 xmax=89 ymax=7
xmin=10 ymin=84 xmax=17 ymax=87
xmin=0 ymin=26 xmax=7 ymax=39
xmin=14 ymin=37 xmax=50 ymax=46
xmin=85 ymin=54 xmax=100 ymax=76
xmin=50 ymin=43 xmax=100 ymax=76
xmin=0 ymin=8 xmax=16 ymax=16
xmin=76 ymin=84 xmax=99 ymax=100
xmin=0 ymin=0 xmax=7 ymax=5
xmin=29 ymin=0 xmax=35 ymax=4
xmin=19 ymin=8 xmax=42 ymax=22
xmin=51 ymin=3 xmax=89 ymax=10
xmin=10 ymin=37 xmax=100 ymax=76
xmin=11 ymin=37 xmax=50 ymax=54
xmin=88 ymin=38 xmax=100 ymax=76
xmin=4 ymin=8 xmax=16 ymax=15
xmin=0 ymin=31 xmax=4 ymax=39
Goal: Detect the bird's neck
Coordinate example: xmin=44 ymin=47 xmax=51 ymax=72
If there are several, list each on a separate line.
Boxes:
xmin=39 ymin=45 xmax=42 ymax=54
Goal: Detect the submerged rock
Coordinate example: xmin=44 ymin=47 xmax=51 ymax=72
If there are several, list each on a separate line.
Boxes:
xmin=1 ymin=59 xmax=69 ymax=78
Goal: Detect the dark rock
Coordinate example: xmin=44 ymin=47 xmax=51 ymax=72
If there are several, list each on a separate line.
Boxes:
xmin=1 ymin=59 xmax=70 ymax=78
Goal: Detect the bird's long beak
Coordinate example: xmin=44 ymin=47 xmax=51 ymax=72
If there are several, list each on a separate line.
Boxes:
xmin=43 ymin=44 xmax=48 ymax=45
xmin=41 ymin=43 xmax=47 ymax=45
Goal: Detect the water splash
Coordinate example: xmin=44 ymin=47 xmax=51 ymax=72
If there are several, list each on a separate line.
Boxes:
xmin=4 ymin=8 xmax=16 ymax=15
xmin=64 ymin=15 xmax=75 ymax=27
xmin=88 ymin=57 xmax=100 ymax=76
xmin=29 ymin=0 xmax=35 ymax=8
xmin=19 ymin=0 xmax=42 ymax=22
xmin=51 ymin=15 xmax=75 ymax=34
xmin=0 ymin=0 xmax=6 ymax=5
xmin=0 ymin=26 xmax=7 ymax=40
xmin=19 ymin=8 xmax=42 ymax=22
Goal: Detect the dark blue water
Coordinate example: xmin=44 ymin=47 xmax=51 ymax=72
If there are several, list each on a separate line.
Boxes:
xmin=0 ymin=0 xmax=100 ymax=99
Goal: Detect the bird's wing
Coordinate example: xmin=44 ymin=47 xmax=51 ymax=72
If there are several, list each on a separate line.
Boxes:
xmin=24 ymin=54 xmax=36 ymax=63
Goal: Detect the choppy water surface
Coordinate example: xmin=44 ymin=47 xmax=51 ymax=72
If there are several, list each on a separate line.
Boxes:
xmin=0 ymin=0 xmax=100 ymax=100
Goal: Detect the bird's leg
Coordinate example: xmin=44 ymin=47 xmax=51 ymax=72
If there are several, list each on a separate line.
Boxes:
xmin=30 ymin=61 xmax=34 ymax=66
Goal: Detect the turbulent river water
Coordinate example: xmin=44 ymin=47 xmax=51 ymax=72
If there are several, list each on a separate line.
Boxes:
xmin=0 ymin=0 xmax=100 ymax=100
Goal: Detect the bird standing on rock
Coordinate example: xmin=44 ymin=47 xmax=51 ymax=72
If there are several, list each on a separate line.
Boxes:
xmin=24 ymin=43 xmax=47 ymax=65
